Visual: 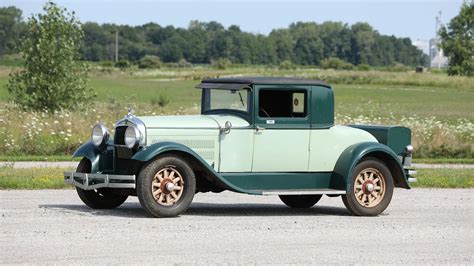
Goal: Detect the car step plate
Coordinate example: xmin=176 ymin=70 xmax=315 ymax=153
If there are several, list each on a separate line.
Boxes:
xmin=261 ymin=189 xmax=346 ymax=196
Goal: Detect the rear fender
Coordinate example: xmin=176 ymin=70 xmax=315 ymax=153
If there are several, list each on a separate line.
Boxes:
xmin=332 ymin=142 xmax=409 ymax=190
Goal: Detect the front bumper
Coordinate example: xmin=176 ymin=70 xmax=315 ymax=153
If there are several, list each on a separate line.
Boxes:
xmin=64 ymin=172 xmax=136 ymax=190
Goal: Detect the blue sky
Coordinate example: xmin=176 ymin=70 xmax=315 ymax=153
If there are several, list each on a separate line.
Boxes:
xmin=3 ymin=0 xmax=464 ymax=51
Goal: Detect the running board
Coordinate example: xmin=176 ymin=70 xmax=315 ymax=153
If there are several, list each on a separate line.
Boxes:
xmin=261 ymin=189 xmax=346 ymax=196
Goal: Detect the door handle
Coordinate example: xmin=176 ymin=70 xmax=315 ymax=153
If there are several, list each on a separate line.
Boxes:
xmin=256 ymin=126 xmax=265 ymax=132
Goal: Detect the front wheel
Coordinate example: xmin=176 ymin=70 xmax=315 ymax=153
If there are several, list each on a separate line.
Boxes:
xmin=75 ymin=158 xmax=128 ymax=209
xmin=137 ymin=155 xmax=196 ymax=218
xmin=342 ymin=157 xmax=394 ymax=216
xmin=279 ymin=195 xmax=322 ymax=208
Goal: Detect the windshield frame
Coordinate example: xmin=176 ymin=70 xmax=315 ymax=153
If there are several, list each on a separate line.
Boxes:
xmin=201 ymin=87 xmax=253 ymax=123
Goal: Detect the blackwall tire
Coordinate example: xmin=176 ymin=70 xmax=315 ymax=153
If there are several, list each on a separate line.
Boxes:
xmin=342 ymin=157 xmax=394 ymax=216
xmin=137 ymin=155 xmax=196 ymax=218
xmin=279 ymin=195 xmax=322 ymax=208
xmin=75 ymin=158 xmax=128 ymax=209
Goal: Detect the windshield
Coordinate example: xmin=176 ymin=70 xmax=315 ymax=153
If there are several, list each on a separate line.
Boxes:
xmin=203 ymin=88 xmax=249 ymax=113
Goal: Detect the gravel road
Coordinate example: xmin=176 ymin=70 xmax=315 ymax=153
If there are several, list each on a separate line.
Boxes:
xmin=1 ymin=189 xmax=473 ymax=264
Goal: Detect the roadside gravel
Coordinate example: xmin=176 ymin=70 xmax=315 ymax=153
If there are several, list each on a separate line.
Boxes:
xmin=1 ymin=189 xmax=472 ymax=264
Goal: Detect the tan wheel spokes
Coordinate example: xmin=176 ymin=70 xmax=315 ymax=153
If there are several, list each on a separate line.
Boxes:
xmin=354 ymin=168 xmax=386 ymax=208
xmin=151 ymin=165 xmax=184 ymax=206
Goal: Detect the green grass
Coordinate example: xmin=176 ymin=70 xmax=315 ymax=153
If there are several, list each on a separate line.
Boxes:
xmin=1 ymin=66 xmax=472 ymax=158
xmin=1 ymin=67 xmax=473 ymax=122
xmin=89 ymin=77 xmax=200 ymax=110
xmin=413 ymin=158 xmax=474 ymax=164
xmin=411 ymin=168 xmax=474 ymax=188
xmin=0 ymin=154 xmax=470 ymax=164
xmin=0 ymin=155 xmax=80 ymax=162
xmin=0 ymin=167 xmax=71 ymax=189
xmin=0 ymin=166 xmax=472 ymax=189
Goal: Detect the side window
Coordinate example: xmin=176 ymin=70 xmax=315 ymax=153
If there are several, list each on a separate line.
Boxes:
xmin=258 ymin=90 xmax=307 ymax=118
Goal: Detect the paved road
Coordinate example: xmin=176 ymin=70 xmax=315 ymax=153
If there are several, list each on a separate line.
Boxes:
xmin=1 ymin=189 xmax=472 ymax=264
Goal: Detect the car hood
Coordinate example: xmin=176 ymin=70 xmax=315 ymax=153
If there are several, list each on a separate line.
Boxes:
xmin=137 ymin=114 xmax=249 ymax=129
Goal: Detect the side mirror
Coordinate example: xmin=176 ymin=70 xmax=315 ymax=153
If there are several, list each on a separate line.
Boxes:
xmin=221 ymin=121 xmax=232 ymax=134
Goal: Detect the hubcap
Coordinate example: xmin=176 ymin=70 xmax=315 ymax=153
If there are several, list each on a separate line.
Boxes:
xmin=151 ymin=166 xmax=184 ymax=206
xmin=353 ymin=168 xmax=385 ymax=208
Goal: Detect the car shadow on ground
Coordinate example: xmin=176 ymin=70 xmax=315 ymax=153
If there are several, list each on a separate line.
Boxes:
xmin=39 ymin=201 xmax=350 ymax=218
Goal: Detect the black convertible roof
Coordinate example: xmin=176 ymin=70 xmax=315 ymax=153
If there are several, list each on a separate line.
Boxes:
xmin=196 ymin=77 xmax=330 ymax=90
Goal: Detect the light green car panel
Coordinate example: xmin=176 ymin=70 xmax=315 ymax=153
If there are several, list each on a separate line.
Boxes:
xmin=219 ymin=128 xmax=254 ymax=172
xmin=308 ymin=125 xmax=378 ymax=171
xmin=139 ymin=115 xmax=219 ymax=129
xmin=252 ymin=129 xmax=310 ymax=171
xmin=147 ymin=128 xmax=220 ymax=170
xmin=139 ymin=114 xmax=380 ymax=174
xmin=206 ymin=114 xmax=250 ymax=128
xmin=143 ymin=114 xmax=252 ymax=172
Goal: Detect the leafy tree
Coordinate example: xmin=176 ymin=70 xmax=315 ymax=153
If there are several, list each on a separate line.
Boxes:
xmin=7 ymin=2 xmax=93 ymax=112
xmin=0 ymin=6 xmax=24 ymax=55
xmin=439 ymin=1 xmax=474 ymax=76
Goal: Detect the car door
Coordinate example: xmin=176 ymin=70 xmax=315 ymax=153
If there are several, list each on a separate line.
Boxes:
xmin=251 ymin=85 xmax=311 ymax=172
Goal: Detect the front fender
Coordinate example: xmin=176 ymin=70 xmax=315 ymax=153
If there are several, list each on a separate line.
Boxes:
xmin=132 ymin=142 xmax=251 ymax=194
xmin=72 ymin=140 xmax=113 ymax=173
xmin=332 ymin=142 xmax=409 ymax=190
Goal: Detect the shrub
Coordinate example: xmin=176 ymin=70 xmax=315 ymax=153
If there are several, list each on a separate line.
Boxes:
xmin=151 ymin=94 xmax=171 ymax=109
xmin=211 ymin=58 xmax=232 ymax=69
xmin=320 ymin=57 xmax=354 ymax=70
xmin=279 ymin=60 xmax=296 ymax=70
xmin=115 ymin=59 xmax=130 ymax=69
xmin=177 ymin=58 xmax=192 ymax=68
xmin=138 ymin=55 xmax=162 ymax=69
xmin=100 ymin=60 xmax=114 ymax=67
xmin=357 ymin=64 xmax=371 ymax=71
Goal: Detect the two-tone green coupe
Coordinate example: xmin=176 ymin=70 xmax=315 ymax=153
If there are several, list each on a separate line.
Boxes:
xmin=64 ymin=77 xmax=416 ymax=217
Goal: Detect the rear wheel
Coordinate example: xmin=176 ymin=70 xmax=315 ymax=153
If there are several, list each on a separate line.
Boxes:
xmin=137 ymin=155 xmax=196 ymax=218
xmin=75 ymin=158 xmax=128 ymax=209
xmin=342 ymin=157 xmax=394 ymax=216
xmin=279 ymin=195 xmax=322 ymax=208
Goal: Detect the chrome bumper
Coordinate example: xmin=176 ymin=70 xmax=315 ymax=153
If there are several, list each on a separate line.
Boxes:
xmin=407 ymin=169 xmax=417 ymax=183
xmin=64 ymin=172 xmax=136 ymax=190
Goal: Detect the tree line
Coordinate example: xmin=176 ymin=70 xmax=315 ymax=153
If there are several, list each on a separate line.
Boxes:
xmin=1 ymin=5 xmax=427 ymax=67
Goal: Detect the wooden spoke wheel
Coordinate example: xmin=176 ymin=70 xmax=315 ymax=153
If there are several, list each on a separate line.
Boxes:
xmin=137 ymin=155 xmax=196 ymax=218
xmin=353 ymin=168 xmax=386 ymax=208
xmin=342 ymin=157 xmax=394 ymax=216
xmin=151 ymin=166 xmax=185 ymax=206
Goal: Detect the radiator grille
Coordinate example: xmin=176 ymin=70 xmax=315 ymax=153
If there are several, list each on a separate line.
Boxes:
xmin=114 ymin=126 xmax=127 ymax=145
xmin=152 ymin=137 xmax=216 ymax=161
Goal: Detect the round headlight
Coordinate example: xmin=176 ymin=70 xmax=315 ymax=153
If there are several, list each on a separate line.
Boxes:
xmin=405 ymin=145 xmax=414 ymax=154
xmin=91 ymin=124 xmax=109 ymax=147
xmin=124 ymin=125 xmax=140 ymax=149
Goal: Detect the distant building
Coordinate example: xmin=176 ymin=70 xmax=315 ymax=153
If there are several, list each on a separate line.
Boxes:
xmin=429 ymin=11 xmax=449 ymax=69
xmin=429 ymin=37 xmax=448 ymax=68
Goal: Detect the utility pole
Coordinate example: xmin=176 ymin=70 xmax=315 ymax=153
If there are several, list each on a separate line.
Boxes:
xmin=115 ymin=31 xmax=118 ymax=62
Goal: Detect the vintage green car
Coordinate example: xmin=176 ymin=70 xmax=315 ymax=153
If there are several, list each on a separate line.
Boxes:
xmin=64 ymin=77 xmax=416 ymax=217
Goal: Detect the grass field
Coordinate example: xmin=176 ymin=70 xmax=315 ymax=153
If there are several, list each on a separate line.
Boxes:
xmin=0 ymin=166 xmax=472 ymax=189
xmin=0 ymin=66 xmax=473 ymax=158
